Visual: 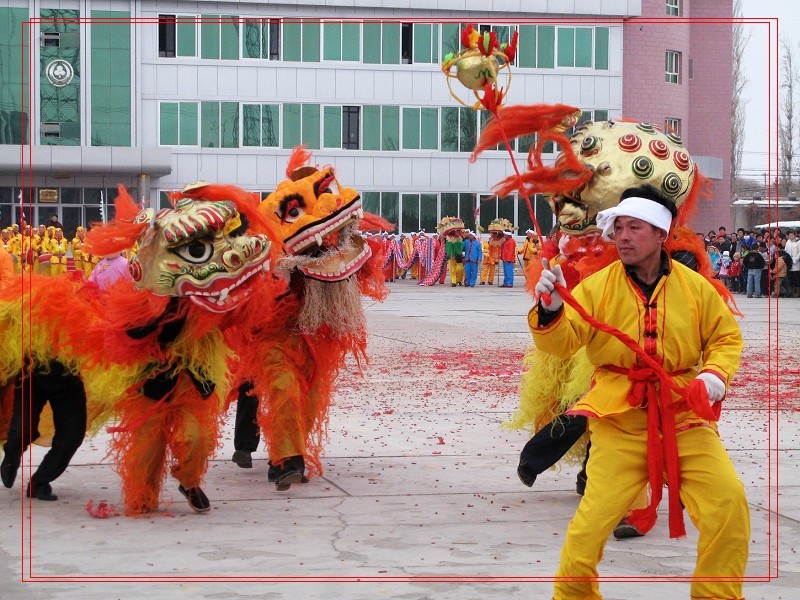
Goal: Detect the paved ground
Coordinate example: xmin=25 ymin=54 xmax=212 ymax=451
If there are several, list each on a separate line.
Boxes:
xmin=2 ymin=278 xmax=798 ymax=599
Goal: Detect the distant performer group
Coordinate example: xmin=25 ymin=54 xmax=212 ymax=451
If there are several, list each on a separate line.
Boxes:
xmin=1 ymin=104 xmax=749 ymax=598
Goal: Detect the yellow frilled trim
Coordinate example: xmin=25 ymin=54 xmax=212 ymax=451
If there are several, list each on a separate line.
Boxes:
xmin=504 ymin=345 xmax=595 ymax=466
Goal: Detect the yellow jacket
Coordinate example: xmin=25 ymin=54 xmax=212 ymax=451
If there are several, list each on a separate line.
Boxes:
xmin=48 ymin=237 xmax=70 ymax=263
xmin=529 ymin=259 xmax=742 ymax=427
xmin=518 ymin=238 xmax=540 ymax=261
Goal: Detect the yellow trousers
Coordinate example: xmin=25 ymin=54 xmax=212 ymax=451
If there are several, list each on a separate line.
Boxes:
xmin=448 ymin=258 xmax=463 ymax=285
xmin=554 ymin=409 xmax=749 ymax=600
xmin=481 ymin=262 xmax=496 ymax=284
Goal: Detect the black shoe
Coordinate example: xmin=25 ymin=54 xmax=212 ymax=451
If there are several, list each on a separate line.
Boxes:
xmin=1 ymin=454 xmax=20 ymax=488
xmin=517 ymin=462 xmax=537 ymax=487
xmin=576 ymin=473 xmax=587 ymax=496
xmin=479 ymin=282 xmax=485 ymax=285
xmin=232 ymin=450 xmax=253 ymax=469
xmin=178 ymin=485 xmax=210 ymax=513
xmin=613 ymin=518 xmax=644 ymax=539
xmin=26 ymin=481 xmax=57 ymax=501
xmin=274 ymin=455 xmax=306 ymax=491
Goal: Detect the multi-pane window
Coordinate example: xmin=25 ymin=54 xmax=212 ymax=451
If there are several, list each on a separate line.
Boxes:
xmin=401 ymin=193 xmax=439 ymax=232
xmin=664 ymin=118 xmax=681 ymax=136
xmin=363 ymin=105 xmax=400 ymax=151
xmin=158 ymin=15 xmax=200 ymax=58
xmin=282 ymin=103 xmax=320 ymax=149
xmin=397 ymin=23 xmax=440 ymax=64
xmin=242 ymin=104 xmax=280 ymax=146
xmin=665 ymin=50 xmax=681 ymax=84
xmin=323 ymin=22 xmax=360 ymax=61
xmin=323 ymin=106 xmax=342 ymax=148
xmin=402 ymin=107 xmax=438 ymax=150
xmin=200 ymin=15 xmax=239 ymax=60
xmin=441 ymin=107 xmax=477 ymax=153
xmin=363 ymin=23 xmax=401 ymax=65
xmin=478 ymin=24 xmax=516 ymax=65
xmin=557 ymin=27 xmax=593 ymax=68
xmin=666 ymin=0 xmax=680 ymax=17
xmin=516 ymin=25 xmax=556 ymax=68
xmin=201 ymin=101 xmax=239 ymax=147
xmin=282 ymin=19 xmax=320 ymax=62
xmin=159 ymin=102 xmax=198 ymax=145
xmin=342 ymin=106 xmax=360 ymax=150
xmin=242 ymin=18 xmax=280 ymax=59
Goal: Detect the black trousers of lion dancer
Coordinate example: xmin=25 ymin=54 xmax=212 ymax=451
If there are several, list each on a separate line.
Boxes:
xmin=3 ymin=362 xmax=87 ymax=487
xmin=234 ymin=382 xmax=260 ymax=453
xmin=519 ymin=414 xmax=588 ymax=479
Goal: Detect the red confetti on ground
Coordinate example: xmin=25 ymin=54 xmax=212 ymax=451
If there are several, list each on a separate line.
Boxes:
xmin=85 ymin=499 xmax=119 ymax=518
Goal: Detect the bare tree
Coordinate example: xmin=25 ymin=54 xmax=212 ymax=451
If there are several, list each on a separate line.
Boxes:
xmin=731 ymin=0 xmax=749 ymax=195
xmin=779 ymin=37 xmax=799 ymax=194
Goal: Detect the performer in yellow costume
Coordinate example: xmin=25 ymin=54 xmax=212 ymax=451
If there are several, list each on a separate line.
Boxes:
xmin=48 ymin=228 xmax=70 ymax=276
xmin=71 ymin=226 xmax=87 ymax=274
xmin=480 ymin=218 xmax=510 ymax=285
xmin=531 ymin=185 xmax=748 ymax=600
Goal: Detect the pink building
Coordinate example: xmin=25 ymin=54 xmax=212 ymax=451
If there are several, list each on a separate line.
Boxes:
xmin=623 ymin=0 xmax=733 ymax=233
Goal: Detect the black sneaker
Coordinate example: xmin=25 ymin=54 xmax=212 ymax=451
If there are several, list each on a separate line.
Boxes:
xmin=517 ymin=462 xmax=537 ymax=487
xmin=26 ymin=481 xmax=57 ymax=501
xmin=1 ymin=454 xmax=20 ymax=488
xmin=232 ymin=450 xmax=253 ymax=469
xmin=613 ymin=518 xmax=644 ymax=539
xmin=576 ymin=473 xmax=587 ymax=496
xmin=274 ymin=455 xmax=306 ymax=491
xmin=178 ymin=485 xmax=210 ymax=513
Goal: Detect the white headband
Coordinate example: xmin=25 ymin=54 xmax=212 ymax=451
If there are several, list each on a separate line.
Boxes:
xmin=595 ymin=196 xmax=673 ymax=241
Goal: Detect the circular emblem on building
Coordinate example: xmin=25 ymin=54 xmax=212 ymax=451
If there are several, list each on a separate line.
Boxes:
xmin=45 ymin=59 xmax=74 ymax=87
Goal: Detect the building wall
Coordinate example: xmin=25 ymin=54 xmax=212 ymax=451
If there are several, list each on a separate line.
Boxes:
xmin=622 ymin=0 xmax=734 ymax=233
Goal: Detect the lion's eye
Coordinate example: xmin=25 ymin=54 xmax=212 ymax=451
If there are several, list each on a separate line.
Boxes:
xmin=172 ymin=238 xmax=214 ymax=264
xmin=276 ymin=195 xmax=306 ymax=224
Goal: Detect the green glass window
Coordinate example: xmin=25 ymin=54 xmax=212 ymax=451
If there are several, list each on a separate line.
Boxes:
xmin=594 ymin=27 xmax=609 ymax=70
xmin=283 ymin=21 xmax=301 ymax=61
xmin=262 ymin=104 xmax=279 ymax=146
xmin=459 ymin=107 xmax=476 ymax=153
xmin=283 ymin=103 xmax=301 ymax=148
xmin=557 ymin=27 xmax=575 ymax=67
xmin=323 ymin=105 xmax=342 ymax=148
xmin=381 ymin=192 xmax=399 ymax=223
xmin=323 ymin=23 xmax=359 ymax=61
xmin=40 ymin=8 xmax=81 ymax=146
xmin=441 ymin=23 xmax=460 ymax=58
xmin=177 ymin=17 xmax=197 ymax=57
xmin=402 ymin=108 xmax=420 ymax=149
xmin=402 ymin=194 xmax=420 ymax=232
xmin=440 ymin=193 xmax=458 ymax=220
xmin=363 ymin=23 xmax=381 ymax=64
xmin=537 ymin=26 xmax=555 ymax=69
xmin=459 ymin=193 xmax=476 ymax=231
xmin=575 ymin=28 xmax=592 ymax=68
xmin=201 ymin=102 xmax=219 ymax=147
xmin=420 ymin=194 xmax=438 ymax=231
xmin=342 ymin=24 xmax=360 ymax=61
xmin=497 ymin=194 xmax=515 ymax=224
xmin=362 ymin=105 xmax=380 ymax=150
xmin=381 ymin=105 xmax=400 ymax=151
xmin=362 ymin=191 xmax=380 ymax=214
xmin=91 ymin=10 xmax=131 ymax=146
xmin=302 ymin=21 xmax=320 ymax=62
xmin=221 ymin=16 xmax=239 ymax=60
xmin=179 ymin=103 xmax=198 ymax=145
xmin=518 ymin=25 xmax=536 ymax=68
xmin=413 ymin=24 xmax=433 ymax=64
xmin=243 ymin=19 xmax=262 ymax=59
xmin=323 ymin=23 xmax=341 ymax=60
xmin=243 ymin=104 xmax=260 ymax=145
xmin=518 ymin=133 xmax=536 ymax=154
xmin=382 ymin=24 xmax=400 ymax=64
xmin=220 ymin=102 xmax=239 ymax=147
xmin=594 ymin=109 xmax=609 ymax=122
xmin=201 ymin=16 xmax=220 ymax=59
xmin=301 ymin=104 xmax=320 ymax=148
xmin=0 ymin=7 xmax=30 ymax=143
xmin=421 ymin=108 xmax=438 ymax=150
xmin=160 ymin=103 xmax=179 ymax=145
xmin=441 ymin=107 xmax=459 ymax=152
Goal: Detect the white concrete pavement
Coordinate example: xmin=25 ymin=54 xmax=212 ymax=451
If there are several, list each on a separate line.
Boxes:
xmin=1 ymin=279 xmax=798 ymax=599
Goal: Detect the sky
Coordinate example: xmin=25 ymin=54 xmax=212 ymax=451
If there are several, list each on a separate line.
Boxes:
xmin=739 ymin=0 xmax=800 ymax=181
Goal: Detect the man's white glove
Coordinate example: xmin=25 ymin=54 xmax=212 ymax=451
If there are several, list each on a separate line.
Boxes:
xmin=535 ymin=258 xmax=566 ymax=312
xmin=696 ymin=372 xmax=726 ymax=403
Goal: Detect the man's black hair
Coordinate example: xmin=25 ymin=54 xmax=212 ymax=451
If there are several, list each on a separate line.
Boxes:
xmin=619 ymin=184 xmax=678 ymax=219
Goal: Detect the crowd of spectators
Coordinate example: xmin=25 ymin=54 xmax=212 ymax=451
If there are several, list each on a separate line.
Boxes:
xmin=703 ymin=226 xmax=800 ymax=298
